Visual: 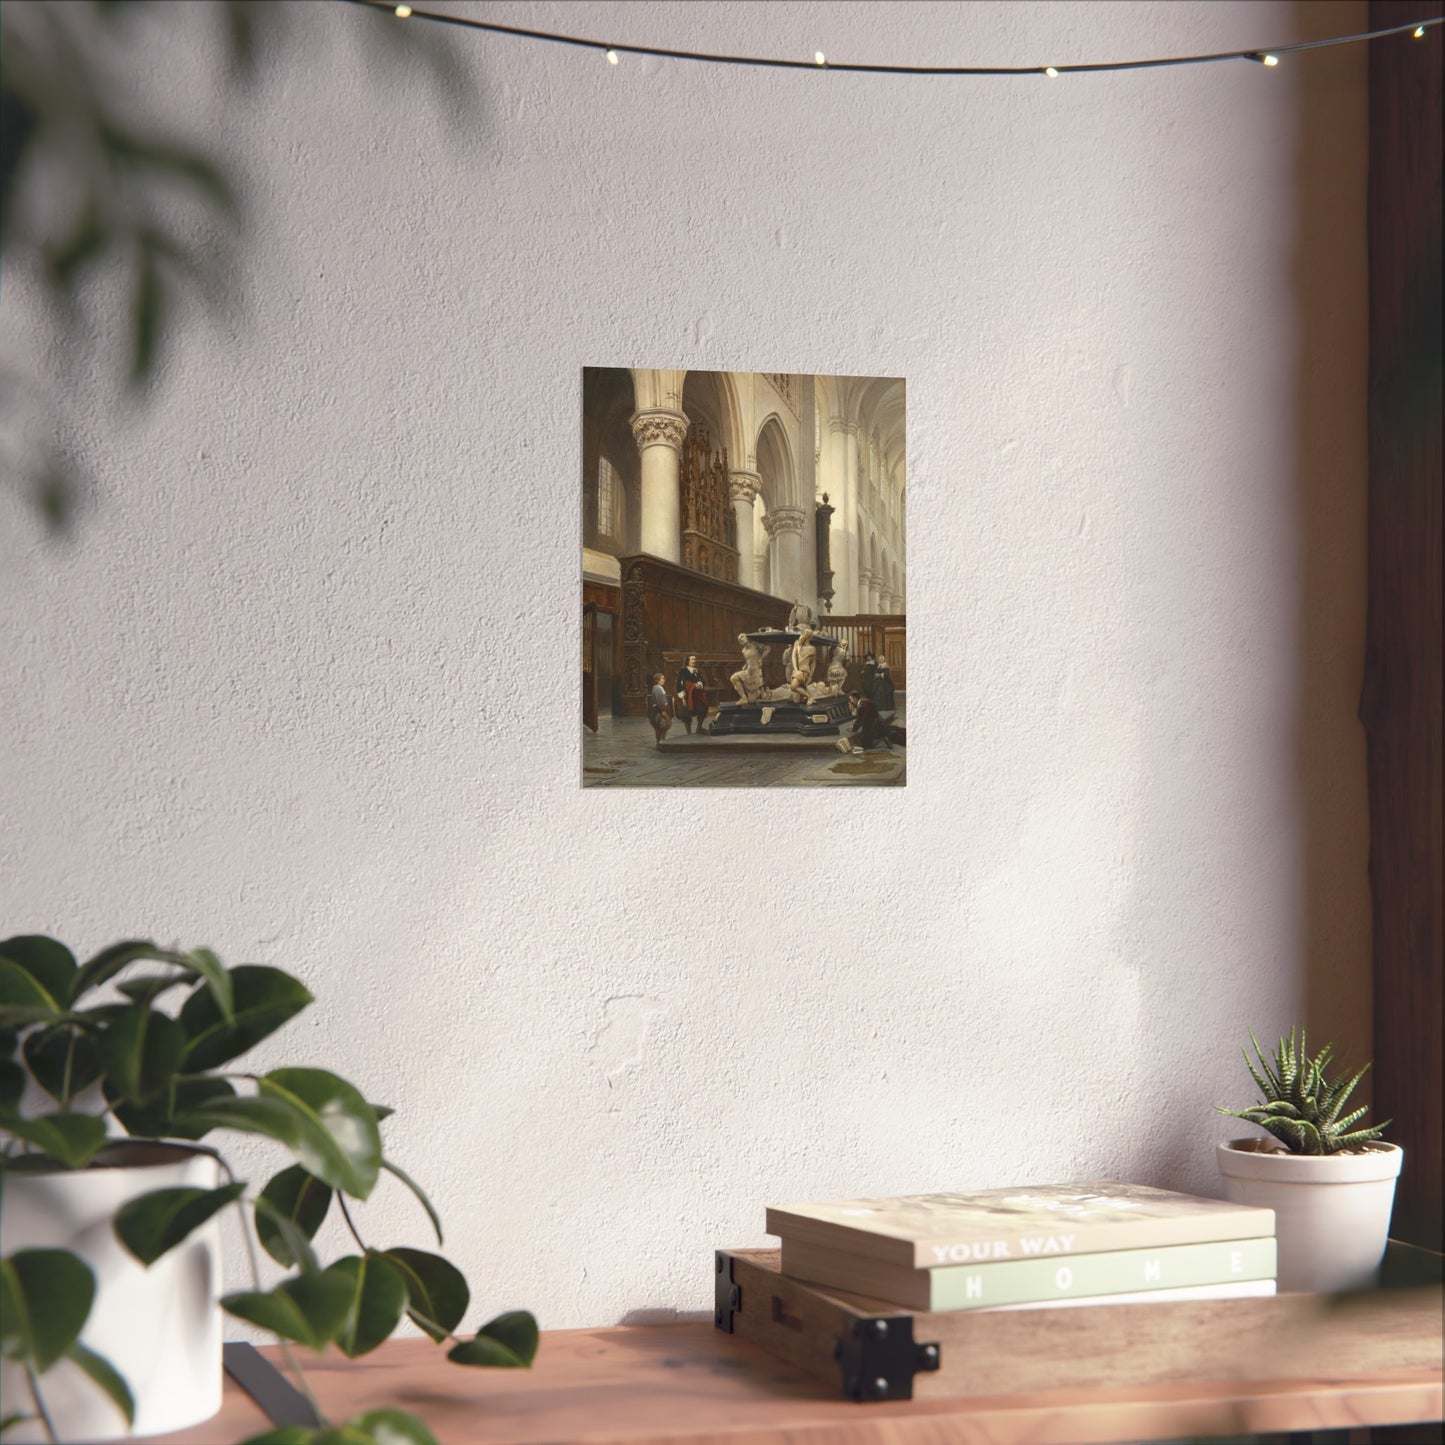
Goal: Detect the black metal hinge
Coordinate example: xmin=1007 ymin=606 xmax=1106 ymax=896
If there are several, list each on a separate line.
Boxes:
xmin=833 ymin=1313 xmax=941 ymax=1401
xmin=714 ymin=1250 xmax=742 ymax=1333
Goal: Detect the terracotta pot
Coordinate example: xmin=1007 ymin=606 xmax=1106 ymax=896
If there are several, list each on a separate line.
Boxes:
xmin=0 ymin=1141 xmax=224 ymax=1441
xmin=1216 ymin=1137 xmax=1403 ymax=1293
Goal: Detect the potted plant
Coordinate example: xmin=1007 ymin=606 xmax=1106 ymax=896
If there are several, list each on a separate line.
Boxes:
xmin=0 ymin=934 xmax=537 ymax=1444
xmin=1215 ymin=1025 xmax=1402 ymax=1293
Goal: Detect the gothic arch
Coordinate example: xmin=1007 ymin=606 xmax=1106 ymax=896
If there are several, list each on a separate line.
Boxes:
xmin=681 ymin=370 xmax=745 ymax=472
xmin=755 ymin=413 xmax=796 ymax=513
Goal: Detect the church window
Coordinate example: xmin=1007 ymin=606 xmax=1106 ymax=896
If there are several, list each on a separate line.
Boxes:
xmin=598 ymin=456 xmax=624 ymax=546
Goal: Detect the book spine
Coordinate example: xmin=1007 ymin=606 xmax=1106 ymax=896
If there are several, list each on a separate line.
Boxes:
xmin=930 ymin=1237 xmax=1277 ymax=1310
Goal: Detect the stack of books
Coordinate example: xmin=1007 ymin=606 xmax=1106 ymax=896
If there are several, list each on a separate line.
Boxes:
xmin=766 ymin=1181 xmax=1277 ymax=1312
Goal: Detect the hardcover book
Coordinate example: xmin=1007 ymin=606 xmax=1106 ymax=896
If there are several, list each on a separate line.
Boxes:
xmin=779 ymin=1234 xmax=1278 ymax=1310
xmin=766 ymin=1181 xmax=1275 ymax=1270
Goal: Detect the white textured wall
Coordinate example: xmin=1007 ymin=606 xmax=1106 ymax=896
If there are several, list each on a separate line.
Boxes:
xmin=0 ymin=1 xmax=1370 ymax=1330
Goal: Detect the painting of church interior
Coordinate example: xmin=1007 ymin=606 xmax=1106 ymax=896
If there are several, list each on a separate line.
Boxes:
xmin=582 ymin=368 xmax=906 ymax=787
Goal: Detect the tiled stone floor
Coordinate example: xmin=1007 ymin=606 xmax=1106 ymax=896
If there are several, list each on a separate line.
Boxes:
xmin=581 ymin=702 xmax=906 ymax=788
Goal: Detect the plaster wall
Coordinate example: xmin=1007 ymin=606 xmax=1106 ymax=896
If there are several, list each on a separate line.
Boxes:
xmin=0 ymin=1 xmax=1371 ymax=1328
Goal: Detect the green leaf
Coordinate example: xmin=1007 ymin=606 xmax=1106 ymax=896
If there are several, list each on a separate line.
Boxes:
xmin=1 ymin=1414 xmax=36 ymax=1435
xmin=351 ymin=1409 xmax=441 ymax=1445
xmin=238 ymin=1431 xmax=314 ymax=1445
xmin=179 ymin=966 xmax=312 ymax=1071
xmin=370 ymin=1103 xmax=394 ymax=1122
xmin=327 ymin=1253 xmax=407 ymax=1359
xmin=67 ymin=1340 xmax=135 ymax=1426
xmin=98 ymin=1006 xmax=187 ymax=1103
xmin=0 ymin=960 xmax=60 ymax=1027
xmin=182 ymin=948 xmax=233 ymax=1022
xmin=256 ymin=1165 xmax=332 ymax=1268
xmin=447 ymin=1310 xmax=538 ymax=1369
xmin=116 ymin=975 xmax=191 ymax=1008
xmin=258 ymin=1069 xmax=381 ymax=1201
xmin=252 ymin=1196 xmax=321 ymax=1276
xmin=178 ymin=1081 xmax=379 ymax=1200
xmin=0 ymin=1249 xmax=96 ymax=1371
xmin=380 ymin=1158 xmax=442 ymax=1246
xmin=23 ymin=1027 xmax=102 ymax=1102
xmin=0 ymin=938 xmax=76 ymax=1008
xmin=110 ymin=1074 xmax=239 ymax=1142
xmin=222 ymin=1273 xmax=353 ymax=1351
xmin=166 ymin=1077 xmax=241 ymax=1133
xmin=0 ymin=1112 xmax=108 ymax=1168
xmin=310 ymin=1431 xmax=374 ymax=1445
xmin=72 ymin=941 xmax=178 ymax=1000
xmin=113 ymin=1182 xmax=245 ymax=1265
xmin=0 ymin=1060 xmax=25 ymax=1114
xmin=382 ymin=1248 xmax=468 ymax=1342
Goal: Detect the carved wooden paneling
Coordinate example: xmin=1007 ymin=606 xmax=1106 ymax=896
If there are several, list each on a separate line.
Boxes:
xmin=582 ymin=580 xmax=620 ymax=614
xmin=679 ymin=425 xmax=738 ymax=582
xmin=1366 ymin=0 xmax=1443 ymax=1269
xmin=615 ymin=555 xmax=789 ymax=714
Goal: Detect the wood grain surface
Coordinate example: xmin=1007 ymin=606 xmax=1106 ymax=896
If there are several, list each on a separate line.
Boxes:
xmin=144 ymin=1314 xmax=1442 ymax=1445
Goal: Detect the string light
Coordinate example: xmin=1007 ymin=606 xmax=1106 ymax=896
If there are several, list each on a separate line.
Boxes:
xmin=338 ymin=2 xmax=1443 ymax=78
xmin=605 ymin=48 xmax=619 ymax=65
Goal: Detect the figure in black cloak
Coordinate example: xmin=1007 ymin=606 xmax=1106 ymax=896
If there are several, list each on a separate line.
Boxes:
xmin=675 ymin=654 xmax=708 ymax=735
xmin=874 ymin=657 xmax=896 ymax=711
xmin=837 ymin=690 xmax=906 ymax=752
xmin=859 ymin=652 xmax=877 ymax=703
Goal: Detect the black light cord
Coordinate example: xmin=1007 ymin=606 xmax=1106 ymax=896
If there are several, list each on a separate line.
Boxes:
xmin=338 ymin=1 xmax=1441 ymax=77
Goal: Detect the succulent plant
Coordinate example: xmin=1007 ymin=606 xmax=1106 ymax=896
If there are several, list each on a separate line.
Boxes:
xmin=1216 ymin=1025 xmax=1391 ymax=1156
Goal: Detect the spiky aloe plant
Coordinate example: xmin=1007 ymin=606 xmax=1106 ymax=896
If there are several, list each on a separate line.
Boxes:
xmin=1216 ymin=1025 xmax=1392 ymax=1156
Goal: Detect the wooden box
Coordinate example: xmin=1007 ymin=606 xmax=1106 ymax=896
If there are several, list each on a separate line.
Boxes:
xmin=715 ymin=1243 xmax=1445 ymax=1404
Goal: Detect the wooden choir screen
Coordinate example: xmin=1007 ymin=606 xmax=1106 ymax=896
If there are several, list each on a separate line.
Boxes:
xmin=617 ymin=555 xmax=788 ymax=715
xmin=826 ymin=615 xmax=907 ymax=691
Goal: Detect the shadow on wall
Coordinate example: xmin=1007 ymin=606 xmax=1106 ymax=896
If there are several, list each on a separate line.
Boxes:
xmin=1130 ymin=0 xmax=1373 ymax=1197
xmin=1287 ymin=0 xmax=1372 ymax=1089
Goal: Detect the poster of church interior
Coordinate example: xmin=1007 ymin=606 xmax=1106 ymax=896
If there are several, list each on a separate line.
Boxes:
xmin=582 ymin=368 xmax=905 ymax=787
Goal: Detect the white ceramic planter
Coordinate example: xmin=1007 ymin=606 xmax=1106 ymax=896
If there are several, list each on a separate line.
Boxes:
xmin=0 ymin=1141 xmax=224 ymax=1442
xmin=1216 ymin=1137 xmax=1403 ymax=1294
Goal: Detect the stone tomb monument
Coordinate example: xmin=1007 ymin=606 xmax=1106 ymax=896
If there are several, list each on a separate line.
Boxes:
xmin=709 ymin=627 xmax=853 ymax=737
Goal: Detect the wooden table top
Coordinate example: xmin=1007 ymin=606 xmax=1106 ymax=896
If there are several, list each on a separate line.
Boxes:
xmin=150 ymin=1320 xmax=1444 ymax=1445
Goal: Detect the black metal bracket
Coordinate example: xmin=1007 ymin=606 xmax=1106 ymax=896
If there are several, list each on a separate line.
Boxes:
xmin=222 ymin=1341 xmax=320 ymax=1427
xmin=833 ymin=1313 xmax=941 ymax=1402
xmin=714 ymin=1250 xmax=742 ymax=1333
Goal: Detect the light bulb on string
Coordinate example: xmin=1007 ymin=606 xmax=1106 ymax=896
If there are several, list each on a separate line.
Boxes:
xmin=338 ymin=2 xmax=1441 ymax=79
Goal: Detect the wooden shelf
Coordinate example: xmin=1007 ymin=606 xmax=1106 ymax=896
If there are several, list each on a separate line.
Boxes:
xmin=148 ymin=1309 xmax=1442 ymax=1445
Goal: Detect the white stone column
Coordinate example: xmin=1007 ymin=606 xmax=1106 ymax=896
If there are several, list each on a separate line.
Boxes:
xmin=843 ymin=421 xmax=861 ymax=615
xmin=630 ymin=408 xmax=688 ymax=563
xmin=765 ymin=506 xmax=807 ymax=602
xmin=727 ymin=470 xmax=761 ymax=589
xmin=859 ymin=567 xmax=878 ymax=614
